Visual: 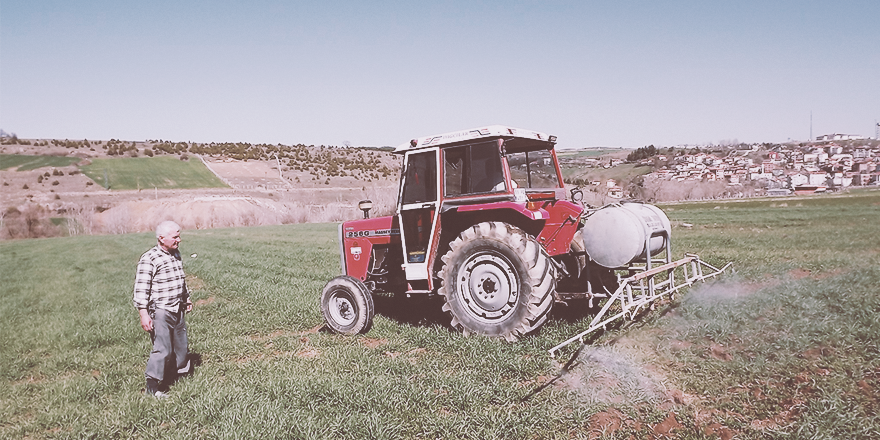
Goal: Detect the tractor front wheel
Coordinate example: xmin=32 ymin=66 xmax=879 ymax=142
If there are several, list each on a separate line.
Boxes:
xmin=438 ymin=222 xmax=555 ymax=341
xmin=320 ymin=275 xmax=374 ymax=335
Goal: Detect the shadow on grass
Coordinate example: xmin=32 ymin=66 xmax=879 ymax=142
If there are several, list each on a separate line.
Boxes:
xmin=368 ymin=291 xmax=672 ymax=338
xmin=371 ymin=293 xmax=451 ymax=329
xmin=159 ymin=352 xmax=203 ymax=392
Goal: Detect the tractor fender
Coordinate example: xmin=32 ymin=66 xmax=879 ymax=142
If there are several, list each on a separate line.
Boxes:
xmin=454 ymin=201 xmax=549 ymax=221
xmin=443 ymin=200 xmax=582 ymax=257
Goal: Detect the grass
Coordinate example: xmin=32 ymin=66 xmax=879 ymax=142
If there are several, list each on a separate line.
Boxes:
xmin=1 ymin=190 xmax=879 ymax=439
xmin=0 ymin=154 xmax=82 ymax=171
xmin=79 ymin=156 xmax=228 ymax=190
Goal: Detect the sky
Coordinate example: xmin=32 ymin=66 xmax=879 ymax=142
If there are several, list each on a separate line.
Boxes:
xmin=1 ymin=0 xmax=878 ymax=149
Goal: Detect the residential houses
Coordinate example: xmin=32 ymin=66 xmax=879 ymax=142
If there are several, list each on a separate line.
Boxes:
xmin=632 ymin=143 xmax=880 ymax=195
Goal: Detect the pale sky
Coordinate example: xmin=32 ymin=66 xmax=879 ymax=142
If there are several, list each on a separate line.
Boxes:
xmin=2 ymin=1 xmax=878 ymax=149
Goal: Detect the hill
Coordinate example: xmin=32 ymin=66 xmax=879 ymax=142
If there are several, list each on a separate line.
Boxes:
xmin=0 ymin=138 xmax=401 ymax=238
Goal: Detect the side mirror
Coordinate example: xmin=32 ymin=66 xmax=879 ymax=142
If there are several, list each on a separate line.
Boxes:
xmin=570 ymin=188 xmax=584 ymax=204
xmin=358 ymin=200 xmax=373 ymax=219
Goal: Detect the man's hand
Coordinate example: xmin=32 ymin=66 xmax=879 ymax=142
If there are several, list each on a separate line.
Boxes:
xmin=185 ymin=300 xmax=193 ymax=313
xmin=138 ymin=309 xmax=153 ymax=332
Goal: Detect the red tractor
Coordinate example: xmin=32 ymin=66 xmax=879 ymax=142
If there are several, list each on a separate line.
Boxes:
xmin=320 ymin=126 xmax=728 ymax=349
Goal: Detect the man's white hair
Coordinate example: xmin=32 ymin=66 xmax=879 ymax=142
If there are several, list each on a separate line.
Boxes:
xmin=156 ymin=220 xmax=181 ymax=238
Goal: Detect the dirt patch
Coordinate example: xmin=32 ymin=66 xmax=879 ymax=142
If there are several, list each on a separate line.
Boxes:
xmin=667 ymin=339 xmax=693 ymax=353
xmin=362 ymin=338 xmax=388 ymax=349
xmin=187 ymin=274 xmax=206 ymax=291
xmin=701 ymin=422 xmax=735 ymax=440
xmin=652 ymin=411 xmax=683 ymax=437
xmin=207 ymin=159 xmax=288 ymax=189
xmin=798 ymin=345 xmax=835 ymax=361
xmin=586 ymin=408 xmax=625 ymax=439
xmin=749 ymin=405 xmax=800 ymax=431
xmin=583 ymin=408 xmax=695 ymax=439
xmin=788 ymin=268 xmax=812 ymax=279
xmin=706 ymin=342 xmax=733 ymax=362
xmin=665 ymin=389 xmax=698 ymax=406
xmin=11 ymin=375 xmax=48 ymax=386
xmin=300 ymin=324 xmax=323 ymax=336
xmin=194 ymin=296 xmax=215 ymax=306
xmin=295 ymin=348 xmax=320 ymax=358
xmin=788 ymin=268 xmax=845 ymax=281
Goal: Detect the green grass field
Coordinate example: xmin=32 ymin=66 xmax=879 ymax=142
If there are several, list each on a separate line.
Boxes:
xmin=1 ymin=191 xmax=878 ymax=439
xmin=0 ymin=154 xmax=82 ymax=171
xmin=79 ymin=157 xmax=228 ymax=190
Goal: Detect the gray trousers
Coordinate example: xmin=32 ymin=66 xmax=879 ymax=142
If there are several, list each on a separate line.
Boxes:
xmin=146 ymin=308 xmax=188 ymax=382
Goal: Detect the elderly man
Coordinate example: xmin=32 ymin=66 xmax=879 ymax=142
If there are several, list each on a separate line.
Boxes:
xmin=133 ymin=220 xmax=193 ymax=398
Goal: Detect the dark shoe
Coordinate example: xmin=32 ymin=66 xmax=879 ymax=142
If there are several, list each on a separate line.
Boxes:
xmin=145 ymin=378 xmax=168 ymax=399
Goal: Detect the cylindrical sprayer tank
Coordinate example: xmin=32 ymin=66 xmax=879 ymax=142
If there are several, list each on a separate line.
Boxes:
xmin=580 ymin=202 xmax=672 ymax=268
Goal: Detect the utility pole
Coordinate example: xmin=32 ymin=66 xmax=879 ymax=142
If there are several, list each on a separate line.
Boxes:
xmin=810 ymin=111 xmax=813 ymax=142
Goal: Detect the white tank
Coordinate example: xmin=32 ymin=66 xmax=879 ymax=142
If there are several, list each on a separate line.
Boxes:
xmin=580 ymin=202 xmax=671 ymax=268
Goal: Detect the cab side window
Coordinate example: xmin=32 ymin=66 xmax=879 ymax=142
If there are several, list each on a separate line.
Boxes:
xmin=444 ymin=142 xmax=504 ymax=197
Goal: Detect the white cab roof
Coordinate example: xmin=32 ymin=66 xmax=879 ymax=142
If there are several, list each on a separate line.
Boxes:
xmin=394 ymin=125 xmax=556 ymax=153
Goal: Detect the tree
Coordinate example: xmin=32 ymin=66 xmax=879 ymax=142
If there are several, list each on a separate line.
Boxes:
xmin=626 ymin=145 xmax=658 ymax=162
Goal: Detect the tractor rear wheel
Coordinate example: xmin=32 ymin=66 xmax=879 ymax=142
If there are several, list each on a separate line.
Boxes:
xmin=438 ymin=222 xmax=556 ymax=341
xmin=320 ymin=275 xmax=374 ymax=335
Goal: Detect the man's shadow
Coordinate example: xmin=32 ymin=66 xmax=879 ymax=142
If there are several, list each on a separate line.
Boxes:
xmin=159 ymin=352 xmax=203 ymax=392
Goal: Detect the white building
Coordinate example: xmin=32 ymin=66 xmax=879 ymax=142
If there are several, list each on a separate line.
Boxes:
xmin=816 ymin=133 xmax=866 ymax=141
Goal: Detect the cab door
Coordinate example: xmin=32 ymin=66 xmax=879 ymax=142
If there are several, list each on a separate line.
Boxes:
xmin=397 ymin=148 xmax=440 ymax=290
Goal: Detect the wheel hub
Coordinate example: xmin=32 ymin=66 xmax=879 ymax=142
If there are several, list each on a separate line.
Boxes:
xmin=458 ymin=251 xmax=518 ymax=321
xmin=329 ymin=291 xmax=356 ymax=325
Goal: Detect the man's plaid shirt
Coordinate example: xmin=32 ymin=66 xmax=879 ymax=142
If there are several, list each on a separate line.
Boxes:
xmin=133 ymin=245 xmax=188 ymax=312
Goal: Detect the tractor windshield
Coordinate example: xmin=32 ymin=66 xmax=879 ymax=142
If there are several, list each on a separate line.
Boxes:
xmin=506 ymin=148 xmax=561 ymax=189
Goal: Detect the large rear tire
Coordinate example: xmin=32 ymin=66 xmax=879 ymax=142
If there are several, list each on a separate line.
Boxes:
xmin=438 ymin=222 xmax=555 ymax=342
xmin=320 ymin=275 xmax=374 ymax=335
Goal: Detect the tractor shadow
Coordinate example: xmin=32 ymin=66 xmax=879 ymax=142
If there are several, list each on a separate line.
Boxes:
xmin=369 ymin=292 xmax=679 ymax=339
xmin=371 ymin=293 xmax=452 ymax=329
xmin=549 ymin=298 xmax=606 ymax=324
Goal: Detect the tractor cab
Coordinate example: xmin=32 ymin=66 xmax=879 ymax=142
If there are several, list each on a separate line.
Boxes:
xmin=393 ymin=126 xmax=575 ymax=293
